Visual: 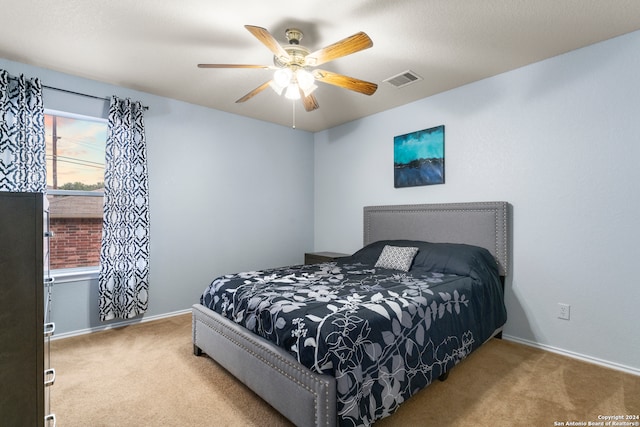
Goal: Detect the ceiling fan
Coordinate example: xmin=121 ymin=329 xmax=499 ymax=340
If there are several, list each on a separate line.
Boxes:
xmin=198 ymin=25 xmax=378 ymax=112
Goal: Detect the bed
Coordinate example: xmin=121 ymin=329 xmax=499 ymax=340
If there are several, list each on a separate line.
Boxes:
xmin=192 ymin=201 xmax=510 ymax=427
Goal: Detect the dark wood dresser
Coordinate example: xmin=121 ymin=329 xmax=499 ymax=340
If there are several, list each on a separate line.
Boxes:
xmin=0 ymin=192 xmax=45 ymax=426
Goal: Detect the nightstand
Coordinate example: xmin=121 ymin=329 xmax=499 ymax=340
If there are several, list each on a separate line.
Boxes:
xmin=304 ymin=251 xmax=350 ymax=265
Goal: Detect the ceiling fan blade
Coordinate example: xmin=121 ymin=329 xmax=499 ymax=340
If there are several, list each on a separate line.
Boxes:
xmin=299 ymin=89 xmax=319 ymax=112
xmin=313 ymin=69 xmax=378 ymax=95
xmin=245 ymin=25 xmax=291 ymax=63
xmin=198 ymin=64 xmax=270 ymax=69
xmin=235 ymin=80 xmax=272 ymax=103
xmin=304 ymin=32 xmax=373 ymax=67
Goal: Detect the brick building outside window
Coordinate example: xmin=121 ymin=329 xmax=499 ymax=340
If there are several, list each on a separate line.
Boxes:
xmin=47 ymin=193 xmax=103 ymax=270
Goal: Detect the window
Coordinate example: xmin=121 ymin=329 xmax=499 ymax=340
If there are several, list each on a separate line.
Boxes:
xmin=45 ymin=110 xmax=107 ymax=271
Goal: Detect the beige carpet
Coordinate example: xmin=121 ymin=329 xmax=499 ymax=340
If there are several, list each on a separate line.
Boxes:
xmin=51 ymin=314 xmax=639 ymax=426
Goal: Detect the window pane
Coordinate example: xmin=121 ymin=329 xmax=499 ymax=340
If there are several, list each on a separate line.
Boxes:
xmin=45 ymin=114 xmax=106 ymax=190
xmin=45 ymin=112 xmax=107 ymax=270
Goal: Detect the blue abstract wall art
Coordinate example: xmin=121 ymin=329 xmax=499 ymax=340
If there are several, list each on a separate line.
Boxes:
xmin=394 ymin=125 xmax=445 ymax=188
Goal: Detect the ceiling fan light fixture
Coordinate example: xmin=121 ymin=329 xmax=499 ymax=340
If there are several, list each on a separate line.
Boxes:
xmin=273 ymin=67 xmax=316 ymax=100
xmin=296 ymin=69 xmax=315 ymax=91
xmin=270 ymin=68 xmax=293 ymax=95
xmin=285 ymin=83 xmax=301 ymax=100
xmin=273 ymin=68 xmax=292 ymax=87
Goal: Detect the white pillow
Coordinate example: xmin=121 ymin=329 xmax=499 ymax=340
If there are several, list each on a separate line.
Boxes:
xmin=374 ymin=245 xmax=419 ymax=271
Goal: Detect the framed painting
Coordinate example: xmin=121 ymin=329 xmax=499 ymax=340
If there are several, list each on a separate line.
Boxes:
xmin=394 ymin=125 xmax=445 ymax=188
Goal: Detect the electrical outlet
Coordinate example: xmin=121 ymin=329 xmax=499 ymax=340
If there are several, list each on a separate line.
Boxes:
xmin=558 ymin=303 xmax=570 ymax=320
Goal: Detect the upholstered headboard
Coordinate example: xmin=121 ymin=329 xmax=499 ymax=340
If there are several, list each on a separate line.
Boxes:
xmin=363 ymin=201 xmax=510 ymax=276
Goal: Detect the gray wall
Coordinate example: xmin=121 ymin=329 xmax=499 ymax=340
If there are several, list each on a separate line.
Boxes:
xmin=1 ymin=58 xmax=315 ymax=335
xmin=313 ymin=30 xmax=640 ymax=373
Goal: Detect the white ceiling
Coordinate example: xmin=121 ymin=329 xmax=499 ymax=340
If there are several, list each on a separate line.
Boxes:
xmin=2 ymin=0 xmax=640 ymax=132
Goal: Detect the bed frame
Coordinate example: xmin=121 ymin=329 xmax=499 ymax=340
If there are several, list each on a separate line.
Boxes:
xmin=192 ymin=201 xmax=510 ymax=427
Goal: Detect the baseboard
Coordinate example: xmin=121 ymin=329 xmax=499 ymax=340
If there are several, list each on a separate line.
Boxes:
xmin=502 ymin=334 xmax=640 ymax=377
xmin=51 ymin=309 xmax=192 ymax=340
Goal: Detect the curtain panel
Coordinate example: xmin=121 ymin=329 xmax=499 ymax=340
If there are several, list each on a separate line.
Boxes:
xmin=98 ymin=97 xmax=150 ymax=321
xmin=0 ymin=69 xmax=46 ymax=192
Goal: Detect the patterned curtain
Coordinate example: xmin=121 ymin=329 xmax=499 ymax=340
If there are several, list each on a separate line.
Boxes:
xmin=0 ymin=70 xmax=46 ymax=192
xmin=98 ymin=97 xmax=150 ymax=321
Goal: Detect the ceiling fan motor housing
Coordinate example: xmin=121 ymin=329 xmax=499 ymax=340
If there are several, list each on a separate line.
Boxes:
xmin=274 ymin=28 xmax=310 ymax=68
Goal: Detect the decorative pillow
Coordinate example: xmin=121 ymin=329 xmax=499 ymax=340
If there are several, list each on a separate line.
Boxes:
xmin=346 ymin=240 xmax=422 ymax=265
xmin=374 ymin=245 xmax=419 ymax=271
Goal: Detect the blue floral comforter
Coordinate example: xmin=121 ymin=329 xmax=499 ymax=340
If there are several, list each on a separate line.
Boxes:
xmin=200 ymin=241 xmax=507 ymax=426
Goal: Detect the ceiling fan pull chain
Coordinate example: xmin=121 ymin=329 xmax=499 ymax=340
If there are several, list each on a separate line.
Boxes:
xmin=292 ymin=100 xmax=296 ymax=129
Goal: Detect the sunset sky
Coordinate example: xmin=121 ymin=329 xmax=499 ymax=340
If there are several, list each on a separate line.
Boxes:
xmin=45 ymin=114 xmax=107 ymax=187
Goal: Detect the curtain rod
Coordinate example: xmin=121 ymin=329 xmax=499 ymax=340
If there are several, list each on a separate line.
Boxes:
xmin=43 ymin=85 xmax=149 ymax=110
xmin=43 ymin=84 xmax=109 ymax=102
xmin=4 ymin=75 xmax=148 ymax=110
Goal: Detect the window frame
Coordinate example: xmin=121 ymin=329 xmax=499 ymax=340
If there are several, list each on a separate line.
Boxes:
xmin=44 ymin=109 xmax=107 ymax=282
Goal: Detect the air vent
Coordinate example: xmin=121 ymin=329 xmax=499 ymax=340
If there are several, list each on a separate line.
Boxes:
xmin=383 ymin=70 xmax=423 ymax=88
